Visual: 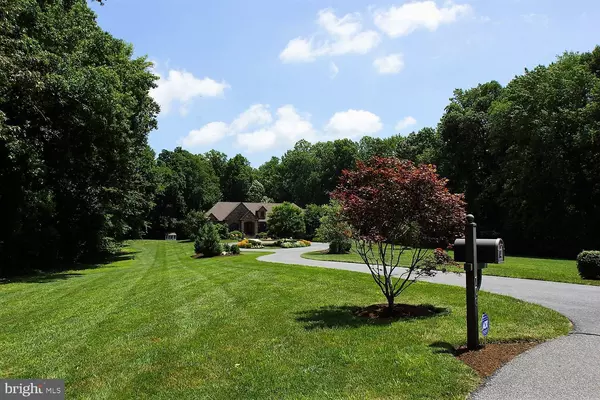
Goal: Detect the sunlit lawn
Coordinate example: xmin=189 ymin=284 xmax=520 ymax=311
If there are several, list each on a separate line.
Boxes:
xmin=0 ymin=240 xmax=570 ymax=399
xmin=302 ymin=244 xmax=598 ymax=286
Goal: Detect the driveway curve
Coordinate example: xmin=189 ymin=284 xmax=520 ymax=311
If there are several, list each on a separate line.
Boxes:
xmin=247 ymin=244 xmax=600 ymax=400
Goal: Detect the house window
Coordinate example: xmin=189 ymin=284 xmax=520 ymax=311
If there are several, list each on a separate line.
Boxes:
xmin=256 ymin=211 xmax=265 ymax=219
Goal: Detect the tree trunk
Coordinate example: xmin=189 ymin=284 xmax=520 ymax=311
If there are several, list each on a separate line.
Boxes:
xmin=386 ymin=295 xmax=395 ymax=316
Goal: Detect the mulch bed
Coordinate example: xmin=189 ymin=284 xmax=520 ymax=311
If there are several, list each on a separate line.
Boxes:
xmin=456 ymin=341 xmax=540 ymax=377
xmin=353 ymin=303 xmax=448 ymax=321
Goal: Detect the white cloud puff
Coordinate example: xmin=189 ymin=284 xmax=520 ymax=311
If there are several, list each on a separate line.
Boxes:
xmin=150 ymin=69 xmax=229 ymax=115
xmin=280 ymin=9 xmax=381 ymax=63
xmin=325 ymin=109 xmax=383 ymax=139
xmin=395 ymin=116 xmax=417 ymax=131
xmin=373 ymin=1 xmax=472 ymax=38
xmin=373 ymin=54 xmax=405 ymax=74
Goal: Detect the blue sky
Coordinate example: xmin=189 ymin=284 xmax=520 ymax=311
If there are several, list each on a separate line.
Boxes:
xmin=91 ymin=0 xmax=600 ymax=166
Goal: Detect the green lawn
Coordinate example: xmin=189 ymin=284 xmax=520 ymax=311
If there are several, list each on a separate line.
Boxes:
xmin=0 ymin=241 xmax=569 ymax=399
xmin=303 ymin=245 xmax=599 ymax=286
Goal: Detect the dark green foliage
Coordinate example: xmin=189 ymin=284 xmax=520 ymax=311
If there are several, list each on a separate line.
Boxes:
xmin=194 ymin=223 xmax=222 ymax=257
xmin=230 ymin=244 xmax=240 ymax=255
xmin=215 ymin=223 xmax=229 ymax=240
xmin=267 ymin=202 xmax=305 ymax=239
xmin=222 ymin=243 xmax=232 ymax=253
xmin=222 ymin=154 xmax=254 ymax=201
xmin=577 ymin=251 xmax=600 ymax=280
xmin=149 ymin=148 xmax=221 ymax=236
xmin=437 ymin=48 xmax=600 ymax=257
xmin=329 ymin=240 xmax=352 ymax=254
xmin=257 ymin=232 xmax=268 ymax=239
xmin=179 ymin=210 xmax=208 ymax=240
xmin=0 ymin=0 xmax=159 ymax=276
xmin=246 ymin=180 xmax=266 ymax=202
xmin=229 ymin=230 xmax=243 ymax=240
xmin=304 ymin=204 xmax=325 ymax=240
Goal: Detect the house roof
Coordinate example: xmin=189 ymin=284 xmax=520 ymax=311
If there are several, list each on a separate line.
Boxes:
xmin=205 ymin=202 xmax=242 ymax=221
xmin=206 ymin=202 xmax=295 ymax=221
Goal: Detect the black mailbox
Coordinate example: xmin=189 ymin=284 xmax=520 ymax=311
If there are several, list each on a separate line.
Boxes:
xmin=453 ymin=238 xmax=504 ymax=264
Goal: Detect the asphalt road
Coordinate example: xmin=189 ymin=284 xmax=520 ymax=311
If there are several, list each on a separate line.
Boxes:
xmin=247 ymin=244 xmax=600 ymax=400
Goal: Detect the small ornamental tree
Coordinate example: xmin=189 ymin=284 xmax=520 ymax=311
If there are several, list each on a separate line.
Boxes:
xmin=267 ymin=202 xmax=305 ymax=239
xmin=194 ymin=222 xmax=222 ymax=257
xmin=313 ymin=200 xmax=352 ymax=253
xmin=332 ymin=157 xmax=465 ymax=311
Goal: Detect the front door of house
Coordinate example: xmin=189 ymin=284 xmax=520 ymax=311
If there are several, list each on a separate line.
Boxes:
xmin=243 ymin=221 xmax=254 ymax=235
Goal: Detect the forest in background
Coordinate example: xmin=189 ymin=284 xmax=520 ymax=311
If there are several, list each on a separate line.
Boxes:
xmin=2 ymin=0 xmax=599 ymax=276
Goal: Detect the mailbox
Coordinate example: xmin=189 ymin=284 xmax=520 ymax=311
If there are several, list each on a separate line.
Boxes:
xmin=453 ymin=238 xmax=504 ymax=264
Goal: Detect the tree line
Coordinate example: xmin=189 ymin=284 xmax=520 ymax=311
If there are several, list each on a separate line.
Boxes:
xmin=1 ymin=1 xmax=599 ymax=276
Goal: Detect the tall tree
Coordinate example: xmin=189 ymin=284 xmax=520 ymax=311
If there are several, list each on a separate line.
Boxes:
xmin=437 ymin=81 xmax=503 ymax=221
xmin=486 ymin=50 xmax=600 ymax=256
xmin=396 ymin=127 xmax=441 ymax=165
xmin=257 ymin=156 xmax=283 ymax=202
xmin=246 ymin=180 xmax=266 ymax=202
xmin=0 ymin=0 xmax=159 ymax=275
xmin=222 ymin=154 xmax=254 ymax=201
xmin=279 ymin=140 xmax=321 ymax=206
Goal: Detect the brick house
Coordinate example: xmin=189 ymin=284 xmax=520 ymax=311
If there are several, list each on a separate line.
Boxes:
xmin=205 ymin=202 xmax=291 ymax=237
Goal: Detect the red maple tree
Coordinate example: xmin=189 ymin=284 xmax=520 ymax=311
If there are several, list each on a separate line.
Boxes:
xmin=332 ymin=157 xmax=466 ymax=310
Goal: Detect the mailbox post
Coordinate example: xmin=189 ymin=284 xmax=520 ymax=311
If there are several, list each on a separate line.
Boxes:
xmin=454 ymin=216 xmax=505 ymax=351
xmin=465 ymin=214 xmax=479 ymax=350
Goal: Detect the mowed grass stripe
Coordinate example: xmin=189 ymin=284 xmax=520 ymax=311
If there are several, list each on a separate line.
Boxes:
xmin=0 ymin=240 xmax=570 ymax=399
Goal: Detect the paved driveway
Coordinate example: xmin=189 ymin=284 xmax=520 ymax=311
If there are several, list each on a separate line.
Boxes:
xmin=246 ymin=244 xmax=600 ymax=400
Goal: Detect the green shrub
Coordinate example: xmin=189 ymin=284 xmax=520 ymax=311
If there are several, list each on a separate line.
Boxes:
xmin=222 ymin=243 xmax=232 ymax=253
xmin=229 ymin=230 xmax=243 ymax=240
xmin=329 ymin=239 xmax=352 ymax=254
xmin=215 ymin=223 xmax=229 ymax=240
xmin=267 ymin=202 xmax=305 ymax=239
xmin=577 ymin=251 xmax=600 ymax=279
xmin=194 ymin=223 xmax=222 ymax=257
xmin=257 ymin=232 xmax=268 ymax=239
xmin=230 ymin=244 xmax=240 ymax=255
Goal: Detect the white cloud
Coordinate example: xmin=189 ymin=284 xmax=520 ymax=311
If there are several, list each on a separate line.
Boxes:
xmin=279 ymin=38 xmax=322 ymax=63
xmin=373 ymin=53 xmax=405 ymax=74
xmin=395 ymin=116 xmax=417 ymax=131
xmin=522 ymin=13 xmax=549 ymax=27
xmin=235 ymin=129 xmax=278 ymax=153
xmin=329 ymin=62 xmax=339 ymax=79
xmin=181 ymin=122 xmax=230 ymax=148
xmin=180 ymin=105 xmax=386 ymax=151
xmin=179 ymin=104 xmax=316 ymax=153
xmin=373 ymin=1 xmax=472 ymax=38
xmin=150 ymin=69 xmax=229 ymax=115
xmin=325 ymin=109 xmax=383 ymax=139
xmin=280 ymin=9 xmax=380 ymax=63
xmin=230 ymin=104 xmax=273 ymax=132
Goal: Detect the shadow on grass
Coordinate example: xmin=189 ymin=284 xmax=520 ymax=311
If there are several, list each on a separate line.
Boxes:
xmin=429 ymin=341 xmax=458 ymax=355
xmin=296 ymin=304 xmax=449 ymax=330
xmin=1 ymin=249 xmax=140 ymax=284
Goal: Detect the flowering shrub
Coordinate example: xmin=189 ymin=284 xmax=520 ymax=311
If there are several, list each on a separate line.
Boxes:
xmin=236 ymin=239 xmax=263 ymax=249
xmin=275 ymin=238 xmax=311 ymax=248
xmin=229 ymin=230 xmax=243 ymax=240
xmin=237 ymin=239 xmax=252 ymax=248
xmin=434 ymin=248 xmax=453 ymax=265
